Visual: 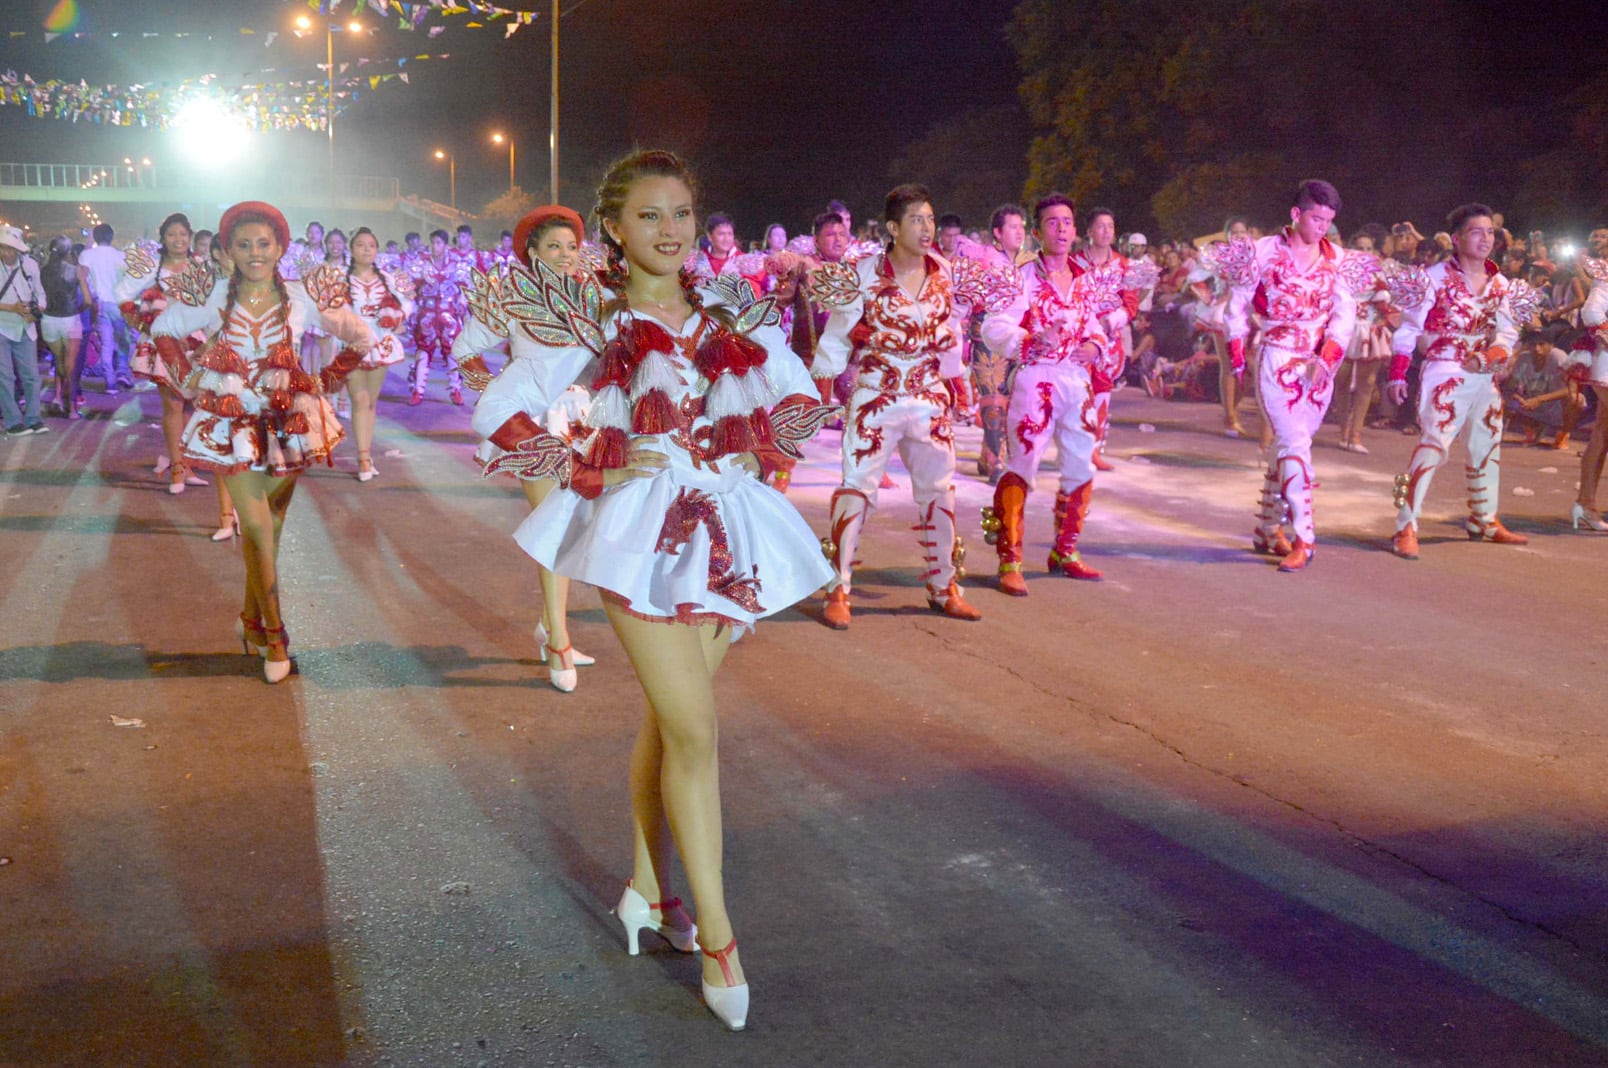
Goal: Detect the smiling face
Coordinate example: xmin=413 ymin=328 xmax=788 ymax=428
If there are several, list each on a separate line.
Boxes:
xmin=529 ymin=223 xmax=581 ymax=277
xmin=707 ymin=222 xmax=736 ymax=257
xmin=229 ymin=221 xmax=283 ymax=285
xmin=887 ymin=201 xmax=935 ymax=259
xmin=324 ymin=231 xmax=347 ymax=261
xmin=161 ymin=221 xmax=192 ymax=261
xmin=605 ymin=175 xmax=697 ymax=280
xmin=1035 ymin=204 xmax=1077 ymax=258
xmin=1454 ymin=214 xmax=1496 ymax=263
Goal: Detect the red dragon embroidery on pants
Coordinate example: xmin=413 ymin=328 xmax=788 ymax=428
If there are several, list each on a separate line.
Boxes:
xmin=1079 ymin=388 xmax=1100 ymax=436
xmin=1275 ymin=359 xmax=1309 ymax=412
xmin=1015 ymin=380 xmax=1055 ymax=451
xmin=851 ymin=393 xmax=893 ymax=464
xmin=1431 ymin=376 xmax=1463 ymax=432
xmin=656 ymin=487 xmax=763 ymax=614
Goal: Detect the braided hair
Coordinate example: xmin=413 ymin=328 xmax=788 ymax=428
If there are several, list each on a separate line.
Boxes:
xmin=347 ymin=226 xmax=400 ymax=307
xmin=593 ymin=149 xmax=734 ymax=330
xmin=219 ymin=209 xmax=293 ymax=332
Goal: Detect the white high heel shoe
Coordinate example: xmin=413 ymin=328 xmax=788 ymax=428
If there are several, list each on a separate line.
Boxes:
xmin=211 ymin=510 xmax=239 ymax=542
xmin=613 ymin=882 xmax=698 ymax=955
xmin=545 ymin=643 xmax=578 ymax=693
xmin=1570 ymin=502 xmax=1608 ymax=532
xmin=263 ymin=625 xmax=293 ymax=684
xmin=534 ymin=622 xmax=594 ymax=666
xmin=357 ymin=452 xmax=378 ymax=483
xmin=700 ymin=938 xmax=749 ymax=1032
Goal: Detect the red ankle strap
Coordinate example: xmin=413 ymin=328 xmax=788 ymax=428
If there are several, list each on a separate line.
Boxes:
xmin=700 ymin=937 xmax=738 ymax=986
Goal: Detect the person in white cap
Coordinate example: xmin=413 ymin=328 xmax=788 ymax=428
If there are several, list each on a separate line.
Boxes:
xmin=0 ymin=224 xmax=48 ymax=436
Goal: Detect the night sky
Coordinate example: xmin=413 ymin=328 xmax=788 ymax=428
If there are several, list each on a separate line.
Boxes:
xmin=1 ymin=1 xmax=1601 ymax=240
xmin=0 ymin=0 xmax=1017 ymax=237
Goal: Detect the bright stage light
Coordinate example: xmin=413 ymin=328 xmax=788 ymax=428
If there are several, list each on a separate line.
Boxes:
xmin=1559 ymin=242 xmax=1576 ymax=259
xmin=172 ymin=97 xmax=250 ymax=166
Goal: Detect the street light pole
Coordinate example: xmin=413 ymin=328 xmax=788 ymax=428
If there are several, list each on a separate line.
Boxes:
xmin=550 ymin=0 xmax=559 ymax=203
xmin=326 ymin=22 xmax=335 ymax=204
xmin=434 ymin=149 xmax=456 ymax=211
xmin=492 ymin=133 xmax=514 ymax=195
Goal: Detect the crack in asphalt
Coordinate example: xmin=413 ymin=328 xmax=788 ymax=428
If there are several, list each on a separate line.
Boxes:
xmin=911 ymin=621 xmax=1588 ymax=955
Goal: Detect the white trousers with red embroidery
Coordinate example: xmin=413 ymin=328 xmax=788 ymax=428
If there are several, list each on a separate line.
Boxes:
xmin=1254 ymin=342 xmax=1336 ymax=547
xmin=1396 ymin=363 xmax=1504 ymax=532
xmin=831 ymin=390 xmax=958 ymax=593
xmin=1003 ymin=361 xmax=1097 ymax=491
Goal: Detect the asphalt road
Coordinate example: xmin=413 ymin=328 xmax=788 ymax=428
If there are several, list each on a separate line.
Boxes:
xmin=2 ymin=371 xmax=1606 ymax=1067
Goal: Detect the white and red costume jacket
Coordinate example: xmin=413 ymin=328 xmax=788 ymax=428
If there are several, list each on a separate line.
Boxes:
xmin=980 ymin=256 xmax=1110 ymax=377
xmin=812 ymin=251 xmax=965 ymax=407
xmin=407 ymin=252 xmax=471 ymax=354
xmin=1389 ymin=258 xmax=1518 ymax=383
xmin=1224 ymin=231 xmax=1358 ymax=373
xmin=345 ymin=269 xmax=415 ymax=369
xmin=1069 ymin=250 xmax=1139 ymax=345
xmin=1563 ymin=257 xmax=1608 ymax=387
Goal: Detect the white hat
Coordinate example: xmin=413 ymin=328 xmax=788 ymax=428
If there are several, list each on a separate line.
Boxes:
xmin=0 ymin=225 xmax=26 ymax=252
xmin=1127 ymin=232 xmax=1149 ymax=247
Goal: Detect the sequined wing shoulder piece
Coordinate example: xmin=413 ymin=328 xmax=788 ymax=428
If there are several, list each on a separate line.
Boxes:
xmin=168 ymin=258 xmax=217 ymax=307
xmin=387 ymin=269 xmax=415 ymax=302
xmin=806 ymin=260 xmax=862 ymax=309
xmin=1200 ymin=238 xmax=1258 ymax=288
xmin=1123 ymin=258 xmax=1160 ymax=291
xmin=466 ymin=265 xmax=511 ymax=337
xmin=501 ymin=259 xmax=606 ymax=356
xmin=1380 ymin=260 xmax=1430 ymax=309
xmin=768 ymin=396 xmax=841 ymax=460
xmin=1581 ymin=256 xmax=1608 ymax=283
xmin=481 ymin=432 xmax=572 ymax=483
xmin=122 ymin=243 xmax=157 ymax=280
xmin=301 ymin=265 xmax=351 ymax=311
xmin=730 ymin=251 xmax=768 ymax=278
xmin=1505 ymin=279 xmax=1543 ymax=325
xmin=951 ymin=256 xmax=1023 ymax=314
xmin=786 ymin=234 xmax=817 ymax=257
xmin=705 ymin=273 xmax=781 ymax=333
xmin=578 ymin=243 xmax=607 ymax=276
xmin=1337 ymin=250 xmax=1382 ymax=299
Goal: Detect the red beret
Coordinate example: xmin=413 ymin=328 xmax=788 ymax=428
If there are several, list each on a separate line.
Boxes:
xmin=217 ymin=201 xmax=291 ymax=252
xmin=514 ymin=205 xmax=586 ymax=267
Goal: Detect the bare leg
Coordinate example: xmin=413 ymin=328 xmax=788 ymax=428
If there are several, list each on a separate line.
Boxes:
xmin=225 ymin=471 xmax=298 ymax=635
xmin=606 ymin=601 xmax=743 ymax=989
xmin=160 ymin=389 xmax=187 ymax=473
xmin=1579 ymin=385 xmax=1608 ymax=508
xmin=347 ymin=365 xmax=385 ymax=472
xmin=1345 ymin=361 xmax=1379 ymax=446
xmin=520 ymin=477 xmax=573 ymax=648
xmin=1214 ymin=334 xmax=1244 ymax=433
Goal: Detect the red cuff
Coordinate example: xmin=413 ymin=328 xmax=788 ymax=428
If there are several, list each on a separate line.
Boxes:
xmin=1388 ymin=353 xmax=1411 ymax=382
xmin=1121 ymin=290 xmax=1140 ymax=319
xmin=1484 ymin=345 xmax=1511 ymax=372
xmin=568 ymin=460 xmax=605 ymax=500
xmin=1228 ymin=338 xmax=1246 ymax=375
xmin=319 ymin=347 xmax=366 ymax=393
xmin=488 ymin=412 xmax=544 ymax=452
xmin=1318 ymin=339 xmax=1344 ymax=370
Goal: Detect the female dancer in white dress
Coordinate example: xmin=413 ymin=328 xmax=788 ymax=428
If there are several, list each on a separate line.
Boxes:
xmin=152 ymin=201 xmax=375 ymax=682
xmin=472 ymin=152 xmax=837 ymax=1029
xmin=456 ymin=205 xmax=598 ymax=691
xmin=120 ymin=213 xmax=214 ymax=493
xmin=331 ymin=227 xmax=412 ymax=481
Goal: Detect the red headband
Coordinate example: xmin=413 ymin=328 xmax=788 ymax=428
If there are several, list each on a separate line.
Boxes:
xmin=217 ymin=201 xmax=291 ymax=252
xmin=514 ymin=205 xmax=586 ymax=267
